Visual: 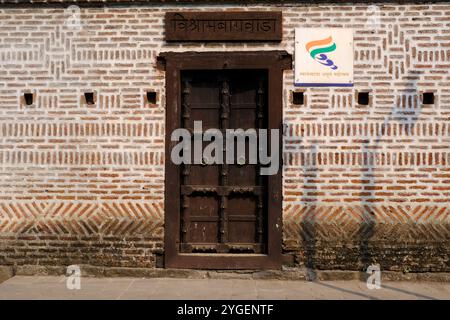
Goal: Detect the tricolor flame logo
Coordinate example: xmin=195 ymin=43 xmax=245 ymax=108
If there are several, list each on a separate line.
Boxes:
xmin=305 ymin=36 xmax=338 ymax=70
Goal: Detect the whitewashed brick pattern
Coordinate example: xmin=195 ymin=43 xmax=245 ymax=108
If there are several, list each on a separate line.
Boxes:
xmin=0 ymin=4 xmax=449 ymax=270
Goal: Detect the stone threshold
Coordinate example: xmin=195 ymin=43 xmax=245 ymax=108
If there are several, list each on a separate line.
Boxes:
xmin=1 ymin=265 xmax=449 ymax=283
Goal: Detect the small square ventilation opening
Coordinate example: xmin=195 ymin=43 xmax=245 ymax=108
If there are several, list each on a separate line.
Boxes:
xmin=84 ymin=92 xmax=95 ymax=105
xmin=422 ymin=92 xmax=434 ymax=105
xmin=357 ymin=92 xmax=370 ymax=105
xmin=24 ymin=93 xmax=34 ymax=105
xmin=292 ymin=91 xmax=304 ymax=105
xmin=146 ymin=91 xmax=157 ymax=104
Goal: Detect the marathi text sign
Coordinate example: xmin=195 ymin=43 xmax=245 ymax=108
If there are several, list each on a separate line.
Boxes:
xmin=165 ymin=12 xmax=282 ymax=42
xmin=295 ymin=28 xmax=353 ymax=87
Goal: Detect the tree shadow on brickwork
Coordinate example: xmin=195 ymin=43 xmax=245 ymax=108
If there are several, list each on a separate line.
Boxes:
xmin=299 ymin=145 xmax=319 ymax=281
xmin=359 ymin=71 xmax=422 ymax=279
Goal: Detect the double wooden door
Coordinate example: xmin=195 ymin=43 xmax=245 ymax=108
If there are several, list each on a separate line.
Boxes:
xmin=180 ymin=69 xmax=268 ymax=254
xmin=162 ymin=51 xmax=290 ymax=269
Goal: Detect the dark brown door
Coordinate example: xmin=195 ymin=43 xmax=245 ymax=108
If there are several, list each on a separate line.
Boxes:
xmin=162 ymin=51 xmax=291 ymax=269
xmin=180 ymin=70 xmax=268 ymax=254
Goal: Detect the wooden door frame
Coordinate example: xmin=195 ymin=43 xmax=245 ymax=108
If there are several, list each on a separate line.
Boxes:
xmin=159 ymin=51 xmax=292 ymax=269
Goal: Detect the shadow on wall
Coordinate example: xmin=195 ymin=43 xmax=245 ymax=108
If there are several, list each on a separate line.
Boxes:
xmin=359 ymin=67 xmax=422 ymax=273
xmin=300 ymin=67 xmax=424 ymax=277
xmin=300 ymin=145 xmax=318 ymax=281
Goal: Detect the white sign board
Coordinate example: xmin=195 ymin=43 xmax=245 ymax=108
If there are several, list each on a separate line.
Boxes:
xmin=294 ymin=28 xmax=353 ymax=87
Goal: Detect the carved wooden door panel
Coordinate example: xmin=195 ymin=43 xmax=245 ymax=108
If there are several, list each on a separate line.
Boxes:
xmin=180 ymin=70 xmax=268 ymax=254
xmin=163 ymin=51 xmax=291 ymax=269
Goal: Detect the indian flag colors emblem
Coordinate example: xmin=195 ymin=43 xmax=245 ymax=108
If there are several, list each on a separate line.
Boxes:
xmin=305 ymin=36 xmax=338 ymax=70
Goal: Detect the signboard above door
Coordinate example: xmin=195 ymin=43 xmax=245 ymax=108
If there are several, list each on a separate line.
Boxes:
xmin=165 ymin=12 xmax=282 ymax=42
xmin=294 ymin=28 xmax=354 ymax=87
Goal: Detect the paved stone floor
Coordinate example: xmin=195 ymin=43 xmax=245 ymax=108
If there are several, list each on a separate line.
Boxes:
xmin=0 ymin=276 xmax=449 ymax=300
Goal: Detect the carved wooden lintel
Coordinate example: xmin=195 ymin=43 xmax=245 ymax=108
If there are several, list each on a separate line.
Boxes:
xmin=165 ymin=11 xmax=282 ymax=42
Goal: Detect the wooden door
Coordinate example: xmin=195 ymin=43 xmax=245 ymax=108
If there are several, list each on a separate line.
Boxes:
xmin=180 ymin=70 xmax=268 ymax=254
xmin=162 ymin=51 xmax=291 ymax=269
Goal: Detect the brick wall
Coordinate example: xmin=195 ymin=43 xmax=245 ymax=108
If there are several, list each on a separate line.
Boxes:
xmin=0 ymin=3 xmax=449 ymax=271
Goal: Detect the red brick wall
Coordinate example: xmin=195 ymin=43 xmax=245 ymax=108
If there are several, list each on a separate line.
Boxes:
xmin=0 ymin=3 xmax=449 ymax=271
